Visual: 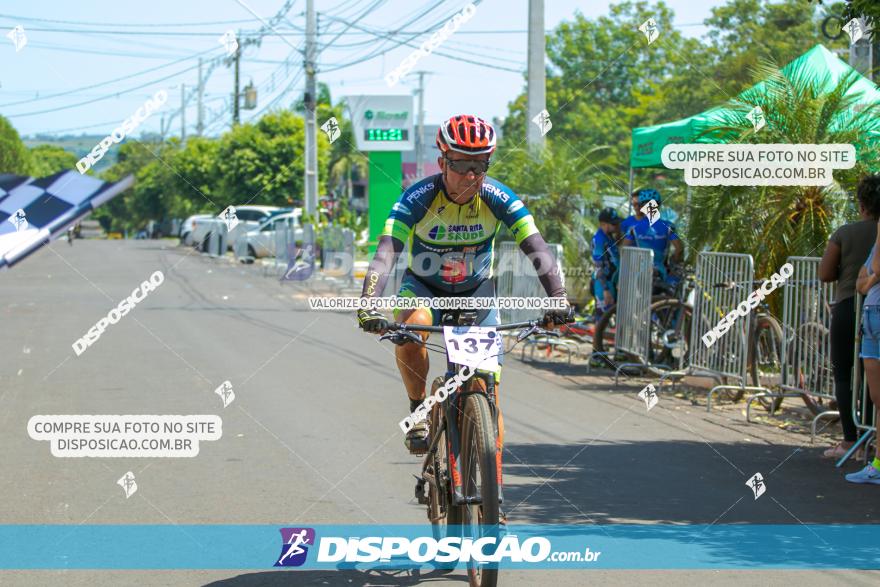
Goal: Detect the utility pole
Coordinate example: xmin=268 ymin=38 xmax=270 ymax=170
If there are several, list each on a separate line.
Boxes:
xmin=196 ymin=58 xmax=204 ymax=136
xmin=526 ymin=0 xmax=545 ymax=152
xmin=233 ymin=30 xmax=241 ymax=125
xmin=304 ymin=0 xmax=318 ymax=216
xmin=415 ymin=71 xmax=428 ymax=178
xmin=180 ymin=83 xmax=186 ymax=142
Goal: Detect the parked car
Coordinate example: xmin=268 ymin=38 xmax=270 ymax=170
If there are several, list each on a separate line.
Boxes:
xmin=180 ymin=214 xmax=212 ymax=246
xmin=239 ymin=211 xmax=304 ymax=260
xmin=191 ymin=205 xmax=281 ymax=252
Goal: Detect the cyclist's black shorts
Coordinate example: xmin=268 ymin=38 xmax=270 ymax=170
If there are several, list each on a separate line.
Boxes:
xmin=393 ymin=269 xmax=499 ymax=327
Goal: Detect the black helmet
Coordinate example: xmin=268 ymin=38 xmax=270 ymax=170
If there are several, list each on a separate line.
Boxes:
xmin=598 ymin=207 xmax=621 ymax=224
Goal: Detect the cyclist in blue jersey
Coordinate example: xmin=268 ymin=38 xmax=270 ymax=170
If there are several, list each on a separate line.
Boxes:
xmin=622 ymin=188 xmax=683 ymax=285
xmin=591 ymin=207 xmax=623 ymax=317
xmin=355 ymin=114 xmax=573 ymax=455
xmin=619 ymin=189 xmax=642 ymax=236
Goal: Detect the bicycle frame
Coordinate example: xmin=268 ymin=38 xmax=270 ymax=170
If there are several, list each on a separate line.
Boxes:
xmin=423 ymin=368 xmax=499 ymax=510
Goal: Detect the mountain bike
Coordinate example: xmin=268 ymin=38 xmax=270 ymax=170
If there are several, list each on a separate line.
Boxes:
xmin=381 ymin=311 xmax=559 ymax=587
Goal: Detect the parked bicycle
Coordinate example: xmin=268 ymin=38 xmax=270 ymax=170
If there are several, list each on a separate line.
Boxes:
xmin=591 ymin=263 xmax=695 ymax=371
xmin=748 ymin=280 xmax=835 ymax=415
xmin=381 ymin=311 xmax=560 ymax=587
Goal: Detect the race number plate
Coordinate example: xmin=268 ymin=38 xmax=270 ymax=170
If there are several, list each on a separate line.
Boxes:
xmin=442 ymin=326 xmax=502 ymax=371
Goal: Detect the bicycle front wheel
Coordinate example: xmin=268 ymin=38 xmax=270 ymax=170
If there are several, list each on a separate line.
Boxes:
xmin=648 ymin=298 xmax=692 ymax=370
xmin=459 ymin=392 xmax=499 ymax=587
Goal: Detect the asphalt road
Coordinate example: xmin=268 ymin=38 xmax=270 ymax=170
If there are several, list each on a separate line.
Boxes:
xmin=1 ymin=240 xmax=878 ymax=586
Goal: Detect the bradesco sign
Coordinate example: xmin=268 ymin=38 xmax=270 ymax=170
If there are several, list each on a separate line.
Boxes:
xmin=345 ymin=95 xmax=415 ymax=152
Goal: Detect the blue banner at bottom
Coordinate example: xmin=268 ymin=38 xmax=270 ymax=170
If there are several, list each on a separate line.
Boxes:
xmin=0 ymin=524 xmax=878 ymax=570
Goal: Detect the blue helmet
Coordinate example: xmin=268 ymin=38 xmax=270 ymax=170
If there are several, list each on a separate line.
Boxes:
xmin=636 ymin=188 xmax=661 ymax=205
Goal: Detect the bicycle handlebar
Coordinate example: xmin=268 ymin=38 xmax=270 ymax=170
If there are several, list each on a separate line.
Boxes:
xmin=387 ymin=320 xmax=543 ymax=333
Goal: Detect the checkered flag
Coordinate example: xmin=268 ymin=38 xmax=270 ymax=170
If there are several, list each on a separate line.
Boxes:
xmin=0 ymin=171 xmax=134 ymax=269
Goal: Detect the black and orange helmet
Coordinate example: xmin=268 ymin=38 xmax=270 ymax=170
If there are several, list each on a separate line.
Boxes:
xmin=436 ymin=114 xmax=496 ymax=155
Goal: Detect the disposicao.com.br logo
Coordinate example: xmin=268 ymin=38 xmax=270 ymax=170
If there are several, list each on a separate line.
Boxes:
xmin=275 ymin=527 xmax=315 ymax=567
xmin=269 ymin=525 xmax=605 ymax=570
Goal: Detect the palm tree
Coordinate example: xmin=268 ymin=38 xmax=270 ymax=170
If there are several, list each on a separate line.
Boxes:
xmin=687 ymin=58 xmax=880 ymax=279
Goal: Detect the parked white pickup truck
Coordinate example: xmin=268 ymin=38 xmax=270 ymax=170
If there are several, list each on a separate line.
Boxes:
xmin=238 ymin=210 xmax=304 ymax=260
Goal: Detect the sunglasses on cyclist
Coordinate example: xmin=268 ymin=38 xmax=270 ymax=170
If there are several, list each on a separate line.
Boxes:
xmin=444 ymin=156 xmax=490 ymax=175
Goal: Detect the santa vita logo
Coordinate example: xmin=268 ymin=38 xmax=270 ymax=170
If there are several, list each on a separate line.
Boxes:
xmin=428 ymin=225 xmax=446 ymax=240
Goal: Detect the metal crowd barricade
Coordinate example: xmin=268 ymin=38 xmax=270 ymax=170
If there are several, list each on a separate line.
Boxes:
xmin=659 ymin=251 xmax=769 ymax=410
xmin=205 ymin=219 xmax=228 ymax=258
xmin=746 ymin=257 xmax=838 ymax=424
xmin=838 ymin=295 xmax=875 ymax=467
xmin=265 ymin=220 xmax=313 ymax=278
xmin=610 ymin=247 xmax=654 ymax=382
xmin=321 ymin=225 xmax=355 ymax=285
xmin=493 ymin=242 xmax=572 ymax=357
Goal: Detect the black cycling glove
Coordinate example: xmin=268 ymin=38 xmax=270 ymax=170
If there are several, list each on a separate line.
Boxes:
xmin=544 ymin=298 xmax=575 ymax=326
xmin=357 ymin=307 xmax=388 ymax=333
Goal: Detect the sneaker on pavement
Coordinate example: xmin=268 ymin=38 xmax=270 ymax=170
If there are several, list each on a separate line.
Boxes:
xmin=844 ymin=464 xmax=880 ymax=485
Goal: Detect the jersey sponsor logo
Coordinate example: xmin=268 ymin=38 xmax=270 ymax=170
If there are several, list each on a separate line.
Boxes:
xmin=405 ymin=181 xmax=435 ymax=205
xmin=392 ymin=202 xmax=411 ymax=215
xmin=428 ymin=224 xmax=485 ymax=241
xmin=506 ymin=200 xmax=523 ymax=214
xmin=483 ymin=182 xmax=510 ymax=203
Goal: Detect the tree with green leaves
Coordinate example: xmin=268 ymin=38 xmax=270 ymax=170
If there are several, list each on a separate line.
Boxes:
xmin=217 ymin=110 xmax=327 ymax=207
xmin=492 ymin=142 xmax=609 ymax=304
xmin=0 ymin=115 xmax=31 ymax=175
xmin=28 ymin=145 xmax=77 ymax=177
xmin=687 ymin=59 xmax=880 ymax=280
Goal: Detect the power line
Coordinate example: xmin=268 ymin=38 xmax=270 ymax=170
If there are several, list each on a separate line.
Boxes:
xmin=20 ymin=41 xmax=201 ymax=60
xmin=316 ymin=0 xmax=450 ymax=73
xmin=317 ymin=2 xmax=522 ymax=75
xmin=317 ymin=0 xmax=386 ymax=51
xmin=4 ymin=26 xmax=262 ymax=36
xmin=5 ymin=61 xmax=202 ymax=118
xmin=0 ymin=46 xmax=220 ymax=108
xmin=0 ymin=13 xmax=260 ymax=27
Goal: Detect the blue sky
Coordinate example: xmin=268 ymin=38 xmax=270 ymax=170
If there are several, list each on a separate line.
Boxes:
xmin=0 ymin=0 xmax=726 ymax=138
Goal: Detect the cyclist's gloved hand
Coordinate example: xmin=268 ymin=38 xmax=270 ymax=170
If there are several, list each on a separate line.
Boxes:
xmin=544 ymin=298 xmax=575 ymax=327
xmin=357 ymin=307 xmax=388 ymax=333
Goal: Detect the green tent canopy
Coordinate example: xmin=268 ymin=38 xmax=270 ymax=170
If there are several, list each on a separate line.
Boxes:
xmin=630 ymin=44 xmax=880 ymax=169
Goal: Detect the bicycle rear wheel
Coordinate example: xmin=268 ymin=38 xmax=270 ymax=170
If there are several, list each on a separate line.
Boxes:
xmin=459 ymin=392 xmax=499 ymax=587
xmin=749 ymin=315 xmax=784 ymax=412
xmin=648 ymin=298 xmax=692 ymax=370
xmin=791 ymin=322 xmax=833 ymax=416
xmin=591 ymin=303 xmax=618 ymax=365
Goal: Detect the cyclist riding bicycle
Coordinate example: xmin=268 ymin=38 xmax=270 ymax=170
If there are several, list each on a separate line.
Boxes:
xmin=591 ymin=207 xmax=623 ymax=317
xmin=356 ymin=114 xmax=573 ymax=455
xmin=622 ymin=188 xmax=684 ymax=291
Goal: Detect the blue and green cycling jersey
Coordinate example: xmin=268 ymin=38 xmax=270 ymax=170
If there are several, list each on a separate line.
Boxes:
xmin=382 ymin=174 xmax=539 ymax=293
xmin=620 ymin=214 xmax=638 ymax=236
xmin=625 ymin=217 xmax=679 ymax=280
xmin=591 ymin=228 xmax=619 ymax=287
